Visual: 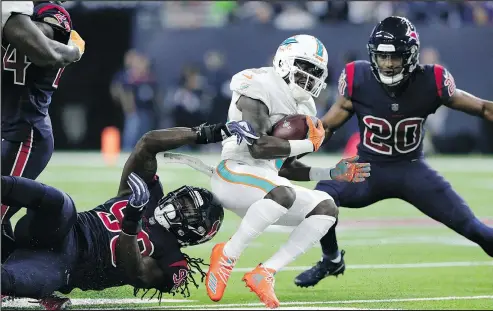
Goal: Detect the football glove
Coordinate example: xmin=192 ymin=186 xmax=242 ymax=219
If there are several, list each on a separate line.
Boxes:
xmin=122 ymin=172 xmax=150 ymax=235
xmin=194 ymin=121 xmax=259 ymax=145
xmin=68 ymin=30 xmax=85 ymax=61
xmin=330 ymin=156 xmax=371 ymax=183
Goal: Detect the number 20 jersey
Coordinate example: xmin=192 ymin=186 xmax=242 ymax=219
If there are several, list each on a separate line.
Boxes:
xmin=1 ymin=3 xmax=71 ymax=141
xmin=338 ymin=60 xmax=456 ymax=162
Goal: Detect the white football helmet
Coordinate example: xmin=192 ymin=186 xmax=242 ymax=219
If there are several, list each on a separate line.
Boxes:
xmin=273 ymin=34 xmax=329 ymax=101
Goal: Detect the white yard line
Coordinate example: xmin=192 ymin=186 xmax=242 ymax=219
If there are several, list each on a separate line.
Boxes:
xmin=145 ymin=295 xmax=493 ymax=309
xmin=231 ymin=261 xmax=493 ymax=273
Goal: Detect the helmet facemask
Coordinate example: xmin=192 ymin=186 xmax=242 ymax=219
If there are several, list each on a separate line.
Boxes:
xmin=154 ymin=186 xmax=223 ymax=247
xmin=368 ymin=43 xmax=419 ymax=87
xmin=287 ymin=58 xmax=327 ymax=99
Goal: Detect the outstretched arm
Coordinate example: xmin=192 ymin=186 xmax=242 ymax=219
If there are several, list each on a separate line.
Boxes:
xmin=118 ymin=128 xmax=199 ymax=196
xmin=117 ymin=122 xmax=255 ymax=196
xmin=444 ymin=90 xmax=493 ymax=122
xmin=4 ymin=14 xmax=82 ymax=67
xmin=278 ymin=156 xmax=370 ymax=182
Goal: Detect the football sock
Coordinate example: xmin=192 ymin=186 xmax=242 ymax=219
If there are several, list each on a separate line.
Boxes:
xmin=223 ymin=199 xmax=287 ymax=258
xmin=263 ymin=215 xmax=336 ymax=272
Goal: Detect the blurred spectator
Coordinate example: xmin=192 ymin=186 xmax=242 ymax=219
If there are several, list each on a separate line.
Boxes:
xmin=230 ymin=1 xmax=274 ymax=25
xmin=347 ymin=1 xmax=393 ymax=24
xmin=306 ymin=1 xmax=348 ymax=23
xmin=110 ymin=50 xmax=160 ymax=151
xmin=169 ymin=65 xmax=213 ymax=134
xmin=273 ymin=4 xmax=317 ymax=30
xmin=202 ymin=50 xmax=232 ymax=125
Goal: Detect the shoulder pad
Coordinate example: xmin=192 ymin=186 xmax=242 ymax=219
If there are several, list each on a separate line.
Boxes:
xmin=33 ymin=2 xmax=72 ymax=34
xmin=230 ymin=68 xmax=271 ymax=107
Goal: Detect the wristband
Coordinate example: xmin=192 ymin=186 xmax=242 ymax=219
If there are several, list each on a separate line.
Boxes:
xmin=309 ymin=167 xmax=333 ymax=181
xmin=288 ymin=140 xmax=314 ymax=157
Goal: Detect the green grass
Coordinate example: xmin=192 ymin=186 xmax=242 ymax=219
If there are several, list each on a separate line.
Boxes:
xmin=3 ymin=153 xmax=493 ymax=310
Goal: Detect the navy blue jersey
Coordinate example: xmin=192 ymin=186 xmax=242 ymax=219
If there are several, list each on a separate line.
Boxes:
xmin=1 ymin=3 xmax=71 ymax=141
xmin=338 ymin=60 xmax=456 ymax=162
xmin=67 ymin=175 xmax=187 ymax=293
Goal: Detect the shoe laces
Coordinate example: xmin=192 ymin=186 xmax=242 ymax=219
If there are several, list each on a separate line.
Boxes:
xmin=259 ymin=265 xmax=275 ymax=288
xmin=218 ymin=255 xmax=237 ymax=284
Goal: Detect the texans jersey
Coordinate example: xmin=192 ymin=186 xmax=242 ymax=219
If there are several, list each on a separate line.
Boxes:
xmin=64 ymin=176 xmax=188 ymax=293
xmin=1 ymin=3 xmax=71 ymax=141
xmin=338 ymin=60 xmax=456 ymax=162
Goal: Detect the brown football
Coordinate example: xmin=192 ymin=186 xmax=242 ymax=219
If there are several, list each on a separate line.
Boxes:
xmin=271 ymin=114 xmax=319 ymax=140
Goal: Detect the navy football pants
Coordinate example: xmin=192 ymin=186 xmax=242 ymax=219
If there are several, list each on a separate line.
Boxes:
xmin=316 ymin=159 xmax=493 ymax=257
xmin=1 ymin=176 xmax=79 ymax=299
xmin=1 ymin=130 xmax=54 ymax=262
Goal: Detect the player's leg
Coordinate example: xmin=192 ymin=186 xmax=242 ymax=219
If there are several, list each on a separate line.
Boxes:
xmin=1 ymin=132 xmax=54 ymax=261
xmin=401 ymin=160 xmax=493 ymax=257
xmin=295 ymin=168 xmax=388 ymax=287
xmin=242 ymin=186 xmax=338 ymax=308
xmin=2 ymin=175 xmax=77 ymax=249
xmin=207 ymin=160 xmax=295 ymax=301
xmin=1 ymin=229 xmax=78 ymax=299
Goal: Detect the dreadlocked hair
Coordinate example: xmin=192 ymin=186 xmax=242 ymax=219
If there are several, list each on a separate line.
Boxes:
xmin=133 ymin=253 xmax=209 ymax=303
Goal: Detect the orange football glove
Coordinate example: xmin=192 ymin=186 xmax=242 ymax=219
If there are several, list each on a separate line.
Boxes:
xmin=330 ymin=155 xmax=371 ymax=183
xmin=306 ymin=116 xmax=325 ymax=151
xmin=69 ymin=30 xmax=85 ymax=60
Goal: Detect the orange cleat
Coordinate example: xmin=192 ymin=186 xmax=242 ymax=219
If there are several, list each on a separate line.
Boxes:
xmin=205 ymin=242 xmax=237 ymax=302
xmin=242 ymin=264 xmax=279 ymax=309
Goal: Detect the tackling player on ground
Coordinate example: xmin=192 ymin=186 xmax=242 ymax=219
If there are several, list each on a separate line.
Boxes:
xmin=1 ymin=122 xmax=256 ymax=307
xmin=294 ymin=16 xmax=493 ymax=288
xmin=1 ymin=1 xmax=85 ymax=265
xmin=205 ymin=35 xmax=370 ymax=309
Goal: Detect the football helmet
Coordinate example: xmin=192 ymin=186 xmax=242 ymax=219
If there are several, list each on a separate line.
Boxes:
xmin=367 ymin=16 xmax=420 ymax=86
xmin=273 ymin=34 xmax=329 ymax=101
xmin=154 ymin=186 xmax=224 ymax=247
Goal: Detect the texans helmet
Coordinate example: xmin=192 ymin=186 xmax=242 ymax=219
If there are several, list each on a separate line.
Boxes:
xmin=154 ymin=186 xmax=224 ymax=247
xmin=367 ymin=16 xmax=420 ymax=86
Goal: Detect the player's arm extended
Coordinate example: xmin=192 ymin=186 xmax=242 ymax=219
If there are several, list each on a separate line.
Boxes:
xmin=445 ymin=90 xmax=493 ymax=122
xmin=118 ymin=128 xmax=200 ymax=196
xmin=3 ymin=14 xmax=80 ymax=67
xmin=322 ymin=95 xmax=355 ymax=141
xmin=237 ymin=95 xmax=317 ymax=159
xmin=279 ymin=156 xmax=370 ymax=182
xmin=117 ymin=123 xmax=244 ymax=196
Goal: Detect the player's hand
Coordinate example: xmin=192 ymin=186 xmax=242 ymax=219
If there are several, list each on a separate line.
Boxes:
xmin=306 ymin=116 xmax=325 ymax=151
xmin=122 ymin=173 xmax=150 ymax=235
xmin=225 ymin=121 xmax=259 ymax=145
xmin=194 ymin=121 xmax=259 ymax=145
xmin=127 ymin=172 xmax=150 ymax=211
xmin=68 ymin=30 xmax=85 ymax=61
xmin=330 ymin=156 xmax=371 ymax=183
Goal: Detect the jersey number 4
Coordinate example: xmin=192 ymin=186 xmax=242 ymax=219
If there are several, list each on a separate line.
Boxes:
xmin=2 ymin=44 xmax=64 ymax=88
xmin=96 ymin=200 xmax=155 ymax=268
xmin=363 ymin=116 xmax=424 ymax=155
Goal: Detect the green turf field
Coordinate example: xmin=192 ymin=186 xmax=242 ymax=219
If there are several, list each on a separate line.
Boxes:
xmin=3 ymin=153 xmax=493 ymax=310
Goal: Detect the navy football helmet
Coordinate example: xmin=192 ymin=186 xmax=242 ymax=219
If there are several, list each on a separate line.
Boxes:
xmin=367 ymin=16 xmax=420 ymax=86
xmin=154 ymin=186 xmax=224 ymax=247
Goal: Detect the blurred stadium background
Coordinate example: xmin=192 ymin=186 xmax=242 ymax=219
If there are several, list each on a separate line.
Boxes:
xmin=4 ymin=1 xmax=493 ymax=310
xmin=49 ymin=0 xmax=493 ymax=155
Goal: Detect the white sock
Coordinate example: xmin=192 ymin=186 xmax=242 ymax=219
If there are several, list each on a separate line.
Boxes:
xmin=223 ymin=198 xmax=288 ymax=258
xmin=263 ymin=214 xmax=336 ymax=272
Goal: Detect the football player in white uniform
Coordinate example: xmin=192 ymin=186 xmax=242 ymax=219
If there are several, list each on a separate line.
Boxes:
xmin=205 ymin=35 xmax=371 ymax=308
xmin=2 ymin=1 xmax=83 ymax=67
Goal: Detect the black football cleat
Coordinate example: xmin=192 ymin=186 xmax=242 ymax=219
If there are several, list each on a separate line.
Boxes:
xmin=294 ymin=250 xmax=346 ymax=288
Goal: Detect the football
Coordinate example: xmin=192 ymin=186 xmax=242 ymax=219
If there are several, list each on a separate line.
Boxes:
xmin=271 ymin=114 xmax=319 ymax=140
